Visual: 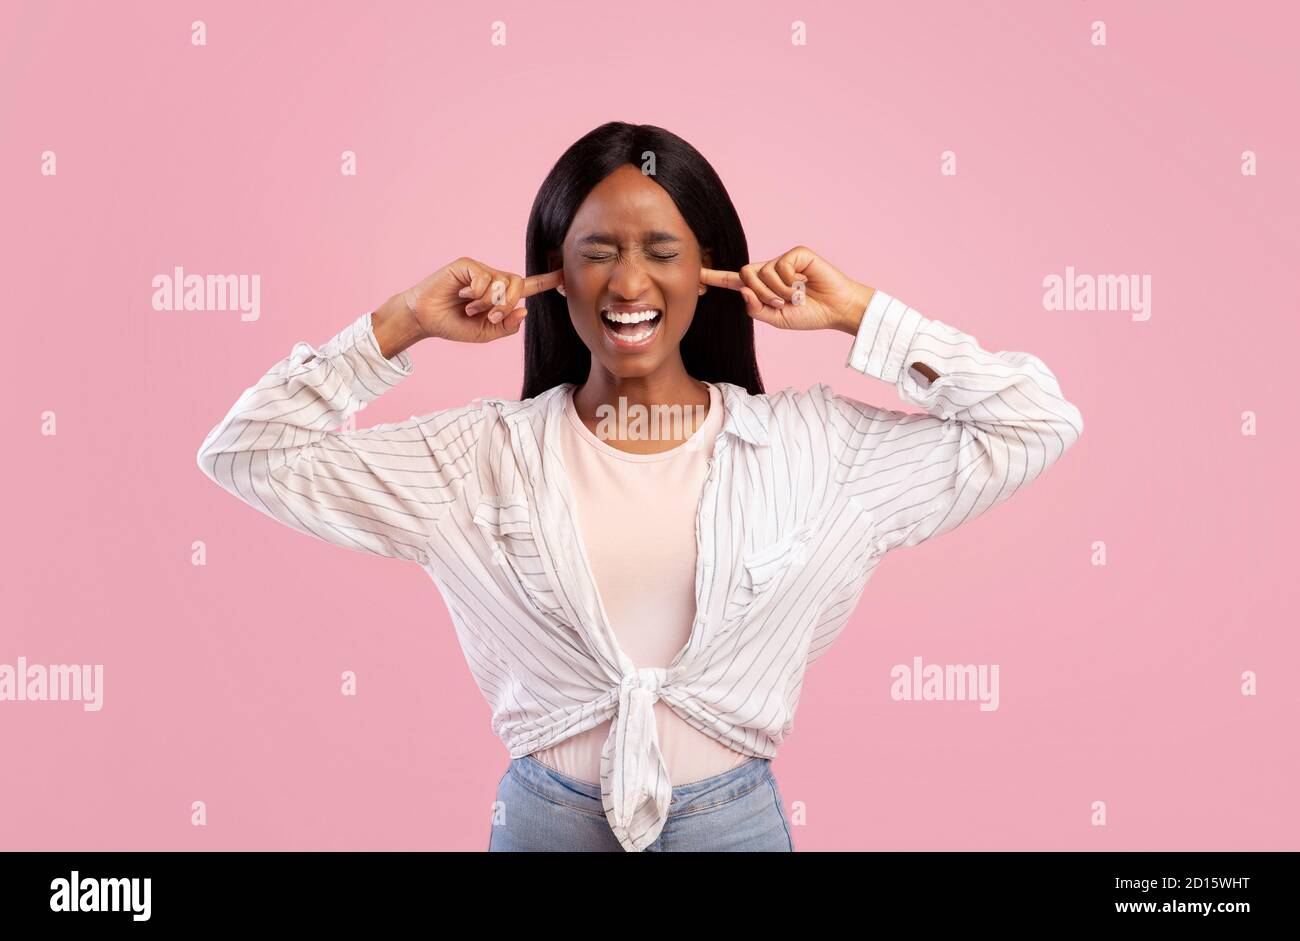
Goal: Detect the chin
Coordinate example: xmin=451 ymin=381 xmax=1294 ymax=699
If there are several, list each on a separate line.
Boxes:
xmin=592 ymin=353 xmax=666 ymax=379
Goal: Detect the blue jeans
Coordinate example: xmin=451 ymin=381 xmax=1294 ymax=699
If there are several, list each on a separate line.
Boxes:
xmin=488 ymin=753 xmax=795 ymax=851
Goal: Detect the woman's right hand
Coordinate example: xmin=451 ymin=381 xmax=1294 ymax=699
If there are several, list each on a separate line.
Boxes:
xmin=399 ymin=257 xmax=563 ymax=344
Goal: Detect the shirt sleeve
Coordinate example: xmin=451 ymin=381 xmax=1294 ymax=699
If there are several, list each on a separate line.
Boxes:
xmin=828 ymin=288 xmax=1084 ymax=555
xmin=195 ymin=310 xmax=483 ymax=565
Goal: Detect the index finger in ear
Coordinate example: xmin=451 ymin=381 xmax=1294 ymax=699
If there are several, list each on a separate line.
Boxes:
xmin=699 ymin=267 xmax=743 ymax=290
xmin=522 ymin=268 xmax=563 ymax=297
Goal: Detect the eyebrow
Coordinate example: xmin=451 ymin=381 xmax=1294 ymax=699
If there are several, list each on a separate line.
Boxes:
xmin=575 ymin=230 xmax=681 ymax=248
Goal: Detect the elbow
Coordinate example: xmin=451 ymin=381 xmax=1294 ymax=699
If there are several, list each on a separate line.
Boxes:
xmin=196 ymin=445 xmax=217 ymax=484
xmin=1034 ymin=403 xmax=1083 ymax=475
xmin=195 ymin=430 xmax=224 ymax=483
xmin=1061 ymin=401 xmax=1084 ymax=450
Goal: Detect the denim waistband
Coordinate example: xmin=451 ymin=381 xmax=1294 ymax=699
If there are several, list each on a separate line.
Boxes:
xmin=511 ymin=753 xmax=773 ymax=817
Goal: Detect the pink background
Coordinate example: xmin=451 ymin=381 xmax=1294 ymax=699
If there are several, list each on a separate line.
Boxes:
xmin=2 ymin=0 xmax=1296 ymax=850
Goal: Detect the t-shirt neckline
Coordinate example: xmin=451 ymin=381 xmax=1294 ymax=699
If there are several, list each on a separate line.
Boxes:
xmin=562 ymin=382 xmax=724 ymax=463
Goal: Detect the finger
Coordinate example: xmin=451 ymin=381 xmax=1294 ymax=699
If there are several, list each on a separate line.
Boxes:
xmin=740 ymin=264 xmax=783 ymax=308
xmin=740 ymin=286 xmax=782 ymax=326
xmin=757 ymin=260 xmax=795 ymax=300
xmin=774 ymin=255 xmax=807 ymax=288
xmin=487 ymin=276 xmax=511 ymax=316
xmin=779 ymin=250 xmax=813 ymax=306
xmin=487 ymin=274 xmax=524 ymax=323
xmin=449 ymin=258 xmax=480 ymax=294
xmin=461 ymin=266 xmax=495 ymax=314
xmin=699 ymin=267 xmax=743 ymax=290
xmin=777 ymin=247 xmax=815 ymax=292
xmin=486 ymin=300 xmax=528 ymax=336
xmin=500 ymin=303 xmax=528 ymax=335
xmin=522 ymin=268 xmax=563 ymax=297
xmin=455 ymin=260 xmax=489 ymax=295
xmin=470 ymin=273 xmax=509 ymax=318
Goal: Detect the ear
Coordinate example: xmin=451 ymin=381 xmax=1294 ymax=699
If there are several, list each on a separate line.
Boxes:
xmin=546 ymin=248 xmax=566 ymax=296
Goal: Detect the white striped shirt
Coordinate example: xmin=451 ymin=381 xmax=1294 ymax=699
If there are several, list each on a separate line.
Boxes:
xmin=196 ymin=288 xmax=1084 ymax=851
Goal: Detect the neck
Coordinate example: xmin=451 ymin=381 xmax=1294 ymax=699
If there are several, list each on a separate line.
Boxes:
xmin=572 ymin=356 xmax=709 ymax=419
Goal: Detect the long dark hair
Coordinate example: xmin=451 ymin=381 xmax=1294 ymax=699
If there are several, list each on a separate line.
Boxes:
xmin=521 ymin=122 xmax=763 ymax=400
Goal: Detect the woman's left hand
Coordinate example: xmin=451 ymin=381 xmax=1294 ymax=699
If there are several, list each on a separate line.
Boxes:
xmin=700 ymin=246 xmax=873 ymax=334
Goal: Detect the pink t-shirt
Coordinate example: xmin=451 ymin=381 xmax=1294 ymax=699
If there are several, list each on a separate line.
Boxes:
xmin=530 ymin=381 xmax=750 ymax=785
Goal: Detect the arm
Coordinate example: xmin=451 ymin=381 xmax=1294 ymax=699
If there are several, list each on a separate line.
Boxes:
xmin=195 ymin=295 xmax=482 ymax=564
xmin=829 ymin=287 xmax=1084 ymax=555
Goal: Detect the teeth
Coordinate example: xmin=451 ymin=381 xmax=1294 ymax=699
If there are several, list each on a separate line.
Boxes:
xmin=602 ymin=309 xmax=661 ymax=324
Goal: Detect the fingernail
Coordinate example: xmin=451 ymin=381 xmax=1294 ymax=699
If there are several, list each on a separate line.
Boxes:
xmin=488 ymin=310 xmax=503 ymax=323
xmin=768 ymin=298 xmax=784 ymax=307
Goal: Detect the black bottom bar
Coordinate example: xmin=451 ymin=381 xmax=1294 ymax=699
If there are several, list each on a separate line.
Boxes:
xmin=0 ymin=850 xmax=1288 ymax=927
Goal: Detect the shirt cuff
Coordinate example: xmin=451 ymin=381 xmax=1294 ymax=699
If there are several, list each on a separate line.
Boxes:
xmin=357 ymin=308 xmax=416 ymax=379
xmin=285 ymin=310 xmax=415 ymax=403
xmin=844 ymin=289 xmax=924 ymax=385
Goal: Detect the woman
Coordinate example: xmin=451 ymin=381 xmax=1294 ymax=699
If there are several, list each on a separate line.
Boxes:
xmin=196 ymin=122 xmax=1083 ymax=852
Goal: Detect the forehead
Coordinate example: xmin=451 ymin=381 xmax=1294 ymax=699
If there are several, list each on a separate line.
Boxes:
xmin=568 ymin=165 xmax=687 ymax=235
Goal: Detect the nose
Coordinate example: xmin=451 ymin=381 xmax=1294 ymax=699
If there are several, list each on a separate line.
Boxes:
xmin=605 ymin=257 xmax=653 ymax=300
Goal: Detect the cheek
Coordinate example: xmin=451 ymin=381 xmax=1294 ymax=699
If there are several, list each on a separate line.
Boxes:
xmin=572 ymin=274 xmax=606 ymax=310
xmin=667 ymin=277 xmax=699 ymax=325
xmin=666 ymin=277 xmax=691 ymax=299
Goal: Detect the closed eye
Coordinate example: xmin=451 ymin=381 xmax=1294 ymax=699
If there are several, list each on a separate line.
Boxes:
xmin=581 ymin=251 xmax=678 ymax=261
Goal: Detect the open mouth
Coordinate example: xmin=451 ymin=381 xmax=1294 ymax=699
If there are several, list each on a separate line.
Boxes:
xmin=600 ymin=306 xmax=663 ymax=350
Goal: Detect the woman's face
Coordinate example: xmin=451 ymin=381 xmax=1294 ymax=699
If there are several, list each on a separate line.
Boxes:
xmin=555 ymin=164 xmax=708 ymax=380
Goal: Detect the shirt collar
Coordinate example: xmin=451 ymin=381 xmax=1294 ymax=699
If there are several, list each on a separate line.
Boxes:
xmin=498 ymin=380 xmax=772 ymax=448
xmin=715 ymin=380 xmax=771 ymax=448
